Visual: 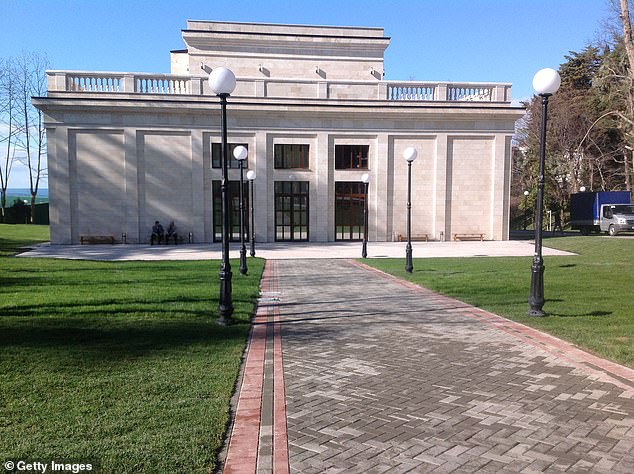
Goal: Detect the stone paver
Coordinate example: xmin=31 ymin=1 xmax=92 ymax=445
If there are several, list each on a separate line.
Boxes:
xmin=222 ymin=258 xmax=634 ymax=473
xmin=280 ymin=259 xmax=633 ymax=473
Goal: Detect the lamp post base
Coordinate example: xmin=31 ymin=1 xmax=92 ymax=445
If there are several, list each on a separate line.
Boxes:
xmin=405 ymin=243 xmax=413 ymax=273
xmin=528 ymin=259 xmax=545 ymax=317
xmin=239 ymin=246 xmax=248 ymax=275
xmin=217 ymin=267 xmax=234 ymax=324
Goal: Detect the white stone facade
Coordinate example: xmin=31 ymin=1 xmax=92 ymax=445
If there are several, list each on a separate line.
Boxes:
xmin=34 ymin=20 xmax=524 ymax=245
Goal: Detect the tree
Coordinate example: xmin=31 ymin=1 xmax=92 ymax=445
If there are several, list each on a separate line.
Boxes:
xmin=617 ymin=0 xmax=634 ymax=189
xmin=587 ymin=0 xmax=634 ymax=191
xmin=516 ymin=45 xmax=606 ymax=226
xmin=586 ymin=42 xmax=632 ymax=190
xmin=14 ymin=52 xmax=49 ymax=223
xmin=0 ymin=58 xmax=19 ymax=222
xmin=511 ymin=0 xmax=634 ymax=229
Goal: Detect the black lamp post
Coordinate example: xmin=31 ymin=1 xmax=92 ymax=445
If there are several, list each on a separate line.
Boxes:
xmin=403 ymin=147 xmax=417 ymax=273
xmin=361 ymin=173 xmax=370 ymax=258
xmin=528 ymin=68 xmax=561 ymax=317
xmin=209 ymin=67 xmax=237 ymax=324
xmin=523 ymin=190 xmax=529 ymax=230
xmin=247 ymin=169 xmax=256 ymax=257
xmin=233 ymin=145 xmax=248 ymax=275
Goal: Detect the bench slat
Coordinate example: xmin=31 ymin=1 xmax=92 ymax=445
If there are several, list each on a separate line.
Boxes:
xmin=80 ymin=235 xmax=115 ymax=245
xmin=396 ymin=234 xmax=429 ymax=242
xmin=452 ymin=233 xmax=484 ymax=241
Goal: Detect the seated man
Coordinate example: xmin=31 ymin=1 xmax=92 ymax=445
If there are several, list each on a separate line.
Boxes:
xmin=151 ymin=220 xmax=164 ymax=245
xmin=166 ymin=221 xmax=178 ymax=244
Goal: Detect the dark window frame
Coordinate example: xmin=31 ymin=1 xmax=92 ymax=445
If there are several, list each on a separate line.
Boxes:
xmin=335 ymin=144 xmax=369 ymax=170
xmin=274 ymin=144 xmax=310 ymax=169
xmin=211 ymin=143 xmax=249 ymax=169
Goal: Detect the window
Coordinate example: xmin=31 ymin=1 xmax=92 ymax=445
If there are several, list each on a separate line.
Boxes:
xmin=274 ymin=144 xmax=310 ymax=169
xmin=212 ymin=143 xmax=249 ymax=169
xmin=274 ymin=181 xmax=309 ymax=241
xmin=335 ymin=145 xmax=369 ymax=169
xmin=335 ymin=182 xmax=366 ymax=240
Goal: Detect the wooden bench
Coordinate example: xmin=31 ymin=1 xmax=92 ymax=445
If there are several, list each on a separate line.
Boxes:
xmin=396 ymin=233 xmax=429 ymax=242
xmin=452 ymin=233 xmax=484 ymax=242
xmin=80 ymin=235 xmax=115 ymax=245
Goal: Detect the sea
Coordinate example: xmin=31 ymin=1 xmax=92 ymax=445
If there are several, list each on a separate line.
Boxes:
xmin=3 ymin=188 xmax=49 ymax=203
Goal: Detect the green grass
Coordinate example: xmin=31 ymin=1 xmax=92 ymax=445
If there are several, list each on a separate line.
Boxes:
xmin=3 ymin=225 xmax=633 ymax=470
xmin=365 ymin=236 xmax=634 ymax=368
xmin=0 ymin=224 xmax=264 ymax=472
xmin=0 ymin=223 xmax=50 ymax=256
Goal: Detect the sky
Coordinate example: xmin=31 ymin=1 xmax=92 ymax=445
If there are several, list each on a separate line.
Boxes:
xmin=1 ymin=0 xmax=615 ymax=188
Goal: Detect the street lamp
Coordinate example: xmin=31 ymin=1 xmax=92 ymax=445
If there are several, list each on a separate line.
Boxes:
xmin=233 ymin=145 xmax=248 ymax=275
xmin=209 ymin=67 xmax=237 ymax=324
xmin=528 ymin=68 xmax=561 ymax=317
xmin=523 ymin=190 xmax=530 ymax=230
xmin=361 ymin=173 xmax=370 ymax=258
xmin=403 ymin=147 xmax=417 ymax=273
xmin=246 ymin=169 xmax=256 ymax=257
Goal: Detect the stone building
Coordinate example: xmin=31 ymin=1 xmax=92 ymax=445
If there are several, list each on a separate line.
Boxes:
xmin=34 ymin=20 xmax=524 ymax=245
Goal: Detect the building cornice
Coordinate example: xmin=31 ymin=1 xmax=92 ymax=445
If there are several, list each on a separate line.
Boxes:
xmin=33 ymin=95 xmax=525 ymax=135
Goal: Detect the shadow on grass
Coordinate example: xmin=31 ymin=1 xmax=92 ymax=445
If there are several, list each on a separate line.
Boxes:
xmin=549 ymin=310 xmax=613 ymax=318
xmin=1 ymin=317 xmax=249 ymax=366
xmin=2 ymin=296 xmax=217 ymax=318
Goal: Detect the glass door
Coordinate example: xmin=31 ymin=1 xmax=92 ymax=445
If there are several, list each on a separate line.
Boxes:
xmin=335 ymin=182 xmax=366 ymax=240
xmin=274 ymin=181 xmax=309 ymax=241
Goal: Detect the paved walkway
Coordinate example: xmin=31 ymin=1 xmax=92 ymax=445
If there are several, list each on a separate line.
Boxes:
xmin=19 ymin=240 xmax=574 ymax=261
xmin=222 ymin=259 xmax=634 ymax=473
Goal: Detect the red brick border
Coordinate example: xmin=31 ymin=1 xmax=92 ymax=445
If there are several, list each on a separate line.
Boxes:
xmin=223 ymin=309 xmax=266 ymax=473
xmin=223 ymin=260 xmax=290 ymax=473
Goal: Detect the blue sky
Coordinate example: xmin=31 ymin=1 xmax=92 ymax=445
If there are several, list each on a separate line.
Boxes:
xmin=1 ymin=0 xmax=614 ymax=187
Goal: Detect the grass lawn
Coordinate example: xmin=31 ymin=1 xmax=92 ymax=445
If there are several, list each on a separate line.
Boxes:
xmin=0 ymin=224 xmax=264 ymax=472
xmin=365 ymin=236 xmax=634 ymax=368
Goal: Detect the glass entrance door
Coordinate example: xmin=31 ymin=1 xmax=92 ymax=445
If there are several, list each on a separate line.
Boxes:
xmin=274 ymin=181 xmax=309 ymax=241
xmin=212 ymin=180 xmax=249 ymax=242
xmin=335 ymin=182 xmax=366 ymax=240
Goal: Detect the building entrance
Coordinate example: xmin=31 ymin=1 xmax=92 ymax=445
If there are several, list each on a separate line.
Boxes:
xmin=274 ymin=181 xmax=309 ymax=241
xmin=335 ymin=182 xmax=366 ymax=241
xmin=212 ymin=180 xmax=249 ymax=242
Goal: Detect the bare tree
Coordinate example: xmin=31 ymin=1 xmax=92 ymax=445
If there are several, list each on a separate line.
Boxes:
xmin=14 ymin=52 xmax=49 ymax=223
xmin=0 ymin=58 xmax=20 ymax=221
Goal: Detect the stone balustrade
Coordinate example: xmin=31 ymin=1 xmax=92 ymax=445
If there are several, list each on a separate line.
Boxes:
xmin=47 ymin=71 xmax=512 ymax=103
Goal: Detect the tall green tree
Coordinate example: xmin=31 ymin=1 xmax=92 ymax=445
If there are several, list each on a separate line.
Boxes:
xmin=515 ymin=0 xmax=634 ymax=228
xmin=517 ymin=45 xmax=605 ymax=224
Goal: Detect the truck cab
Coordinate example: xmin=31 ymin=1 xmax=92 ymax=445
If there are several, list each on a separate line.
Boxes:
xmin=600 ymin=204 xmax=634 ymax=236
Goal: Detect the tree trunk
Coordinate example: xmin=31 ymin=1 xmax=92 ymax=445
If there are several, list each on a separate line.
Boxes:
xmin=619 ymin=1 xmax=634 ymax=189
xmin=30 ymin=194 xmax=37 ymax=224
xmin=621 ymin=0 xmax=634 ymax=81
xmin=625 ymin=151 xmax=632 ymax=190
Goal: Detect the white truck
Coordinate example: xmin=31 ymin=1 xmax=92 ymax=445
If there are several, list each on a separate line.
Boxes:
xmin=570 ymin=191 xmax=634 ymax=236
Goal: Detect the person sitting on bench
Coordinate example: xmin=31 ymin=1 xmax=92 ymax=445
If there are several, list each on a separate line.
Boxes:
xmin=166 ymin=220 xmax=178 ymax=244
xmin=151 ymin=220 xmax=164 ymax=245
